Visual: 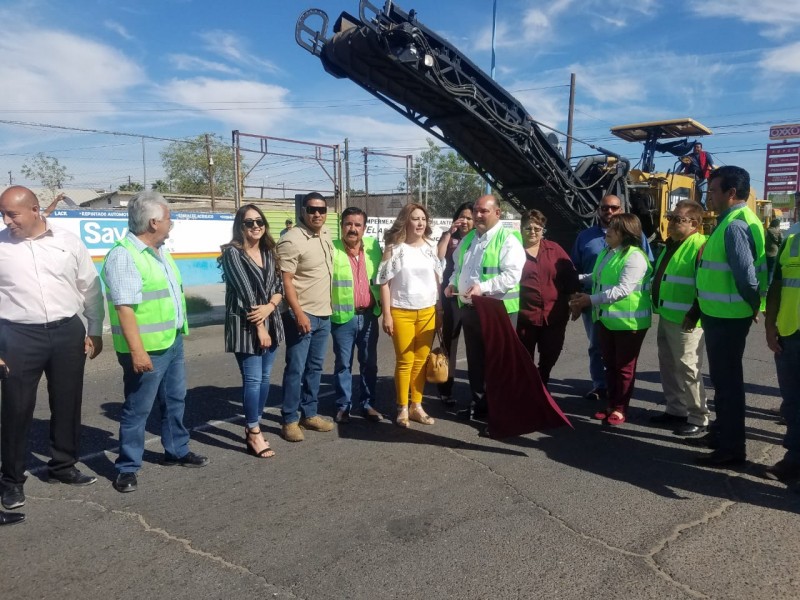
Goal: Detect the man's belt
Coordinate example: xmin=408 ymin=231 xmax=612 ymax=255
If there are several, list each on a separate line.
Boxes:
xmin=1 ymin=315 xmax=76 ymax=329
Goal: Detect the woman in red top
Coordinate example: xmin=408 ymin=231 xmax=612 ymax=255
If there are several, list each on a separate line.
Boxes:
xmin=517 ymin=209 xmax=579 ymax=387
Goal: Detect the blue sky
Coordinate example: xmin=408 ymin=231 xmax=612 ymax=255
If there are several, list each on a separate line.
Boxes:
xmin=1 ymin=0 xmax=798 ymax=201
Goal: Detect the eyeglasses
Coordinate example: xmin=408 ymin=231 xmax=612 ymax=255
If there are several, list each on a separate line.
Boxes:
xmin=599 ymin=205 xmax=621 ymax=212
xmin=522 ymin=226 xmax=546 ymax=234
xmin=305 ymin=205 xmax=328 ymax=215
xmin=243 ymin=218 xmax=265 ymax=229
xmin=665 ymin=214 xmax=693 ymax=224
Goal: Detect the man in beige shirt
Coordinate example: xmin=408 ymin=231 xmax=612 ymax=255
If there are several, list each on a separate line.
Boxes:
xmin=277 ymin=192 xmax=335 ymax=441
xmin=0 ymin=186 xmax=104 ymax=512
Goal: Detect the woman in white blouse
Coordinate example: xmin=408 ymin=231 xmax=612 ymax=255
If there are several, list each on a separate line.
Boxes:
xmin=569 ymin=213 xmax=652 ymax=426
xmin=376 ymin=203 xmax=443 ymax=428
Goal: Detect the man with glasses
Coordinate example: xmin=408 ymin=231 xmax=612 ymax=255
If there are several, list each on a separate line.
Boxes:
xmin=570 ymin=195 xmax=653 ymax=401
xmin=103 ymin=191 xmax=208 ymax=494
xmin=649 ymin=201 xmax=709 ymax=436
xmin=277 ymin=192 xmax=335 ymax=441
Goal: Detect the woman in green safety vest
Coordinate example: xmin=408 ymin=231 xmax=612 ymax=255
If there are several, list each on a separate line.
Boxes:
xmin=219 ymin=204 xmax=285 ymax=459
xmin=570 ymin=214 xmax=653 ymax=426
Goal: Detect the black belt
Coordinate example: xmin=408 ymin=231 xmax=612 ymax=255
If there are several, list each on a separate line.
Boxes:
xmin=2 ymin=315 xmax=76 ymax=329
xmin=354 ymin=308 xmax=370 ymax=314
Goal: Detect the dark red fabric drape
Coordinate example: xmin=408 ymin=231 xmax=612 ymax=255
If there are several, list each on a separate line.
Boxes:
xmin=472 ymin=296 xmax=572 ymax=439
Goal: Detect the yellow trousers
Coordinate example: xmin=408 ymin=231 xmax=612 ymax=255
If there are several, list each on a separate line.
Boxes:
xmin=390 ymin=306 xmax=436 ymax=407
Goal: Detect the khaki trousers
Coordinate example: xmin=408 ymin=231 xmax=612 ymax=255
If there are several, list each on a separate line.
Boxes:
xmin=656 ymin=317 xmax=709 ymax=426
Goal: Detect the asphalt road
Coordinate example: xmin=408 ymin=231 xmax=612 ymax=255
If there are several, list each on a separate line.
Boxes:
xmin=2 ymin=297 xmax=799 ymax=600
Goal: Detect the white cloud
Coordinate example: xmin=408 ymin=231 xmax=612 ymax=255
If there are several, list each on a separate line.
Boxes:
xmin=199 ymin=30 xmax=280 ymax=74
xmin=760 ymin=42 xmax=800 ymax=73
xmin=693 ymin=1 xmax=800 ymax=38
xmin=0 ymin=25 xmax=146 ymax=128
xmin=157 ymin=78 xmax=292 ymax=132
xmin=168 ymin=54 xmax=242 ymax=76
xmin=104 ymin=20 xmax=133 ymax=41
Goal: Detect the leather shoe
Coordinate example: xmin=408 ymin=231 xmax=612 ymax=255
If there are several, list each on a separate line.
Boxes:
xmin=694 ymin=450 xmax=746 ymax=468
xmin=683 ymin=431 xmax=719 ymax=449
xmin=48 ymin=467 xmax=98 ymax=486
xmin=673 ymin=423 xmax=707 ymax=437
xmin=162 ymin=451 xmax=209 ymax=468
xmin=649 ymin=412 xmax=687 ymax=426
xmin=113 ymin=472 xmax=138 ymax=493
xmin=0 ymin=511 xmax=25 ymax=526
xmin=334 ymin=410 xmax=350 ymax=424
xmin=1 ymin=483 xmax=25 ymax=510
xmin=584 ymin=387 xmax=607 ymax=401
xmin=763 ymin=459 xmax=800 ymax=483
xmin=361 ymin=409 xmax=383 ymax=423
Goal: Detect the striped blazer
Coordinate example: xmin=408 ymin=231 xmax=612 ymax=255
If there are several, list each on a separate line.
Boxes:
xmin=220 ymin=245 xmax=285 ymax=354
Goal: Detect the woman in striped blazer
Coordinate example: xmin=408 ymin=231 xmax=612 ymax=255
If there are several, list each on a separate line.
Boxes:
xmin=219 ymin=204 xmax=285 ymax=458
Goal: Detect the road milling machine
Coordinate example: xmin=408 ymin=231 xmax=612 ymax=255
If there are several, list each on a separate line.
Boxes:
xmin=296 ymin=0 xmax=738 ymax=249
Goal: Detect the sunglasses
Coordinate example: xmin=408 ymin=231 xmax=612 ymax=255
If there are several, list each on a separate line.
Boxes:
xmin=665 ymin=214 xmax=693 ymax=224
xmin=305 ymin=205 xmax=328 ymax=215
xmin=599 ymin=205 xmax=621 ymax=212
xmin=243 ymin=219 xmax=265 ymax=229
xmin=522 ymin=226 xmax=546 ymax=234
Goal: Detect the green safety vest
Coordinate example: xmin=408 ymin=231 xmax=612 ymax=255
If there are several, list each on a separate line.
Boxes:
xmin=592 ymin=246 xmax=653 ymax=331
xmin=455 ymin=227 xmax=522 ymax=313
xmin=653 ymin=232 xmax=707 ymax=325
xmin=102 ymin=237 xmax=189 ymax=353
xmin=331 ymin=237 xmax=382 ymax=324
xmin=696 ymin=206 xmax=767 ymax=318
xmin=776 ymin=233 xmax=800 ymax=337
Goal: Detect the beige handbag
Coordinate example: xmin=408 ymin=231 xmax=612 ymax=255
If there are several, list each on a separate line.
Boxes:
xmin=426 ymin=328 xmax=449 ymax=384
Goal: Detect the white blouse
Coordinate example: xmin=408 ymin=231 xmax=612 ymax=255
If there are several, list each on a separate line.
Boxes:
xmin=376 ymin=241 xmax=443 ymax=310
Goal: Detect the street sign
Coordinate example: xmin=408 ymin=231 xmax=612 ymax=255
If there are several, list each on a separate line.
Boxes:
xmin=765 ymin=141 xmax=800 ymax=197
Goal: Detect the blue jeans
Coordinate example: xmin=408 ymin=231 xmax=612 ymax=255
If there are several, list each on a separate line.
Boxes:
xmin=331 ymin=312 xmax=379 ymax=413
xmin=235 ymin=345 xmax=279 ymax=428
xmin=581 ymin=310 xmax=606 ymax=390
xmin=774 ymin=331 xmax=800 ymax=464
xmin=702 ymin=313 xmax=752 ymax=456
xmin=115 ymin=335 xmax=190 ymax=473
xmin=281 ymin=311 xmax=331 ymax=424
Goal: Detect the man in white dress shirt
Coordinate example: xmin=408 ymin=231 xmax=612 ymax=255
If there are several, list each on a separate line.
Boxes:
xmin=445 ymin=195 xmax=526 ymax=418
xmin=0 ymin=186 xmax=104 ymax=511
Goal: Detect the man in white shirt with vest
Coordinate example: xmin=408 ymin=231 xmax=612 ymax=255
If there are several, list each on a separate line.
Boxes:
xmin=330 ymin=207 xmax=384 ymax=424
xmin=103 ymin=191 xmax=208 ymax=494
xmin=0 ymin=186 xmax=104 ymax=512
xmin=649 ymin=200 xmax=709 ymax=436
xmin=445 ymin=195 xmax=526 ymax=419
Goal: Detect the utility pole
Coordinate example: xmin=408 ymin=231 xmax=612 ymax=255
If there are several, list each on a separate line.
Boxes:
xmin=141 ymin=137 xmax=147 ymax=188
xmin=205 ymin=134 xmax=216 ymax=211
xmin=7 ymin=171 xmax=11 ymax=186
xmin=566 ymin=72 xmax=576 ymax=160
xmin=418 ymin=164 xmax=423 ymax=205
xmin=363 ymin=147 xmax=369 ymax=201
xmin=344 ymin=138 xmax=351 ymax=204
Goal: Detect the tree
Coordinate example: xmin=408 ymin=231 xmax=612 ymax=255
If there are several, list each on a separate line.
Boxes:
xmin=151 ymin=179 xmax=170 ymax=193
xmin=160 ymin=134 xmax=238 ymax=197
xmin=403 ymin=140 xmax=486 ymax=218
xmin=119 ymin=181 xmax=144 ymax=192
xmin=20 ymin=153 xmax=73 ymax=197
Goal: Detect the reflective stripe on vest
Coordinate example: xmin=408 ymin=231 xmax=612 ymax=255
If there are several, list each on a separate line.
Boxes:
xmin=696 ymin=206 xmax=766 ymax=318
xmin=455 ymin=227 xmax=522 ymax=313
xmin=102 ymin=237 xmax=188 ymax=353
xmin=653 ymin=232 xmax=706 ymax=324
xmin=592 ymin=246 xmax=653 ymax=331
xmin=331 ymin=237 xmax=382 ymax=325
xmin=777 ymin=233 xmax=800 ymax=336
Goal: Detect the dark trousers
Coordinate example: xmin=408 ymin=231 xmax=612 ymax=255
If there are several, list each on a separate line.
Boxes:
xmin=516 ymin=316 xmax=568 ymax=386
xmin=702 ymin=313 xmax=752 ymax=456
xmin=598 ymin=323 xmax=648 ymax=415
xmin=460 ymin=304 xmax=517 ymax=403
xmin=438 ymin=297 xmax=463 ymax=397
xmin=0 ymin=316 xmax=86 ymax=484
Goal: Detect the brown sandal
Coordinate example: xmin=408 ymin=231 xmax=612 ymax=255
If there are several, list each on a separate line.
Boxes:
xmin=245 ymin=427 xmax=276 ymax=458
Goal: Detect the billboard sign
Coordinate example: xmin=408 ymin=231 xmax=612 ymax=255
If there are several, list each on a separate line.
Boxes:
xmin=770 ymin=124 xmax=800 ymax=140
xmin=765 ymin=141 xmax=800 ymax=198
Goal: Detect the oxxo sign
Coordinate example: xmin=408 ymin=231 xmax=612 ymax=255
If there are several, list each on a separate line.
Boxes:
xmin=769 ymin=124 xmax=800 ymax=140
